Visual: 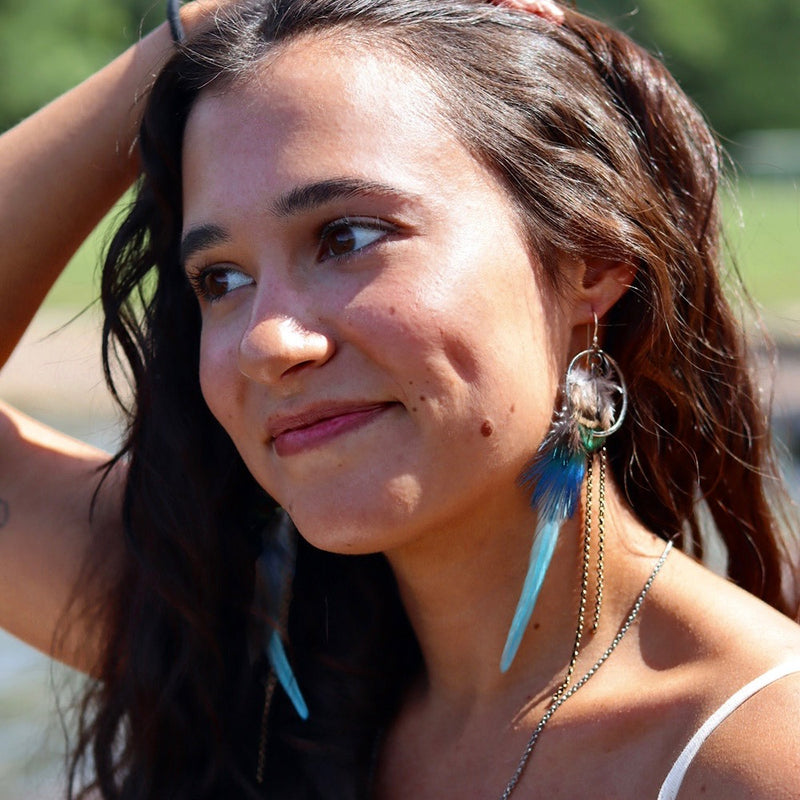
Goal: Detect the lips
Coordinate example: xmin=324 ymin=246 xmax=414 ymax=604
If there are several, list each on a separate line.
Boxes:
xmin=268 ymin=402 xmax=396 ymax=456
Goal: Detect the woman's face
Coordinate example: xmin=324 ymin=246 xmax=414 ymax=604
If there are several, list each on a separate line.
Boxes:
xmin=181 ymin=37 xmax=575 ymax=554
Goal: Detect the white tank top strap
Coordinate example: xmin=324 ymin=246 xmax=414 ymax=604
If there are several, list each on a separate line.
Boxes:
xmin=657 ymin=660 xmax=800 ymax=800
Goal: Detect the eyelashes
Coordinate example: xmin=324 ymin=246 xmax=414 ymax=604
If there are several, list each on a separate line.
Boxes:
xmin=188 ymin=266 xmax=254 ymax=303
xmin=317 ymin=217 xmax=395 ymax=261
xmin=186 ymin=216 xmax=397 ymax=304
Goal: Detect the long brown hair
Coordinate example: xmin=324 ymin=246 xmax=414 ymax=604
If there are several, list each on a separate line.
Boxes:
xmin=71 ymin=2 xmax=798 ymax=798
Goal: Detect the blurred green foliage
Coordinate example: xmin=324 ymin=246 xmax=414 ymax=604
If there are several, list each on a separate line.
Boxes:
xmin=723 ymin=179 xmax=800 ymax=316
xmin=582 ymin=0 xmax=800 ymax=138
xmin=0 ymin=0 xmax=157 ymax=130
xmin=1 ymin=0 xmax=799 ymax=136
xmin=2 ymin=1 xmax=798 ymax=317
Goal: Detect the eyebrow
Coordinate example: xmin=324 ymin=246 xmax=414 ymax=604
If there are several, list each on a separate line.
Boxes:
xmin=271 ymin=177 xmax=419 ymax=217
xmin=181 ymin=177 xmax=419 ymax=266
xmin=180 ymin=224 xmax=231 ymax=267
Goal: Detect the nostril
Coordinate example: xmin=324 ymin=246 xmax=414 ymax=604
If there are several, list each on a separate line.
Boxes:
xmin=281 ymin=360 xmax=318 ymax=379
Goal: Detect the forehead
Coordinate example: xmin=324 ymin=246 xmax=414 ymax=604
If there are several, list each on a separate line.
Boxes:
xmin=181 ymin=36 xmax=504 ymax=219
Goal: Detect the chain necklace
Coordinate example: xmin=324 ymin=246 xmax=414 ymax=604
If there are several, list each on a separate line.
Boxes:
xmin=254 ymin=498 xmax=673 ymax=798
xmin=499 ymin=539 xmax=673 ymax=800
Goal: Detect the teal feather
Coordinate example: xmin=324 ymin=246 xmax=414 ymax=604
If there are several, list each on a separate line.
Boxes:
xmin=500 ymin=357 xmax=625 ymax=671
xmin=501 ymin=414 xmax=587 ymax=672
xmin=251 ymin=510 xmax=309 ymax=720
xmin=268 ymin=630 xmax=309 ymax=720
xmin=500 ymin=515 xmax=561 ymax=672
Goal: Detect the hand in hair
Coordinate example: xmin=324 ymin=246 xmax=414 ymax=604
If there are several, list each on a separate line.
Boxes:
xmin=178 ymin=0 xmax=249 ymax=35
xmin=490 ymin=0 xmax=564 ymax=23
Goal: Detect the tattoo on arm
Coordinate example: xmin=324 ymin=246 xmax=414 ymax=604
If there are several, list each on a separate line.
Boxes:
xmin=0 ymin=497 xmax=8 ymax=528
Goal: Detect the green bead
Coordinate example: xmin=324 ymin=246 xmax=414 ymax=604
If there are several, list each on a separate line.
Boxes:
xmin=579 ymin=426 xmax=604 ymax=453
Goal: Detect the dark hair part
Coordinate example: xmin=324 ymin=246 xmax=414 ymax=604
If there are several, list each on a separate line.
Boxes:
xmin=71 ymin=1 xmax=798 ymax=798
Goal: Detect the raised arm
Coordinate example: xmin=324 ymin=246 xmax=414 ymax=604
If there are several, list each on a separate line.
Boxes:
xmin=0 ymin=3 xmax=234 ymax=364
xmin=0 ymin=30 xmax=165 ymax=365
xmin=0 ymin=403 xmax=123 ymax=669
xmin=0 ymin=2 xmax=231 ymax=670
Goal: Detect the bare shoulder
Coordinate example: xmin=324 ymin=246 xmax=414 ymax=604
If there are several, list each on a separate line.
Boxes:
xmin=652 ymin=550 xmax=800 ymax=799
xmin=658 ymin=546 xmax=800 ymax=661
xmin=676 ymin=670 xmax=800 ymax=799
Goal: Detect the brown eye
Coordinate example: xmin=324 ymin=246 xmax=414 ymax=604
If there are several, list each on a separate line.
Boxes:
xmin=201 ymin=270 xmax=232 ymax=299
xmin=318 ymin=219 xmax=392 ymax=261
xmin=190 ymin=267 xmax=253 ymax=303
xmin=323 ymin=226 xmax=357 ymax=256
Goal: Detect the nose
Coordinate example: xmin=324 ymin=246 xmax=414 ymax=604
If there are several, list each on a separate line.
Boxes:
xmin=238 ymin=302 xmax=335 ymax=385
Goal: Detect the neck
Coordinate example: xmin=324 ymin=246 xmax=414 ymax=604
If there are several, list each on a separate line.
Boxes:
xmin=383 ymin=480 xmax=664 ymax=712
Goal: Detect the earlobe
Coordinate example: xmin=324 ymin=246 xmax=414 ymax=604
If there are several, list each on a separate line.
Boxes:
xmin=573 ymin=257 xmax=637 ymax=326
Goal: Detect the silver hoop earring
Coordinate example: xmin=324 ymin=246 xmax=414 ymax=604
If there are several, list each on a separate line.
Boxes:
xmin=500 ymin=314 xmax=627 ymax=672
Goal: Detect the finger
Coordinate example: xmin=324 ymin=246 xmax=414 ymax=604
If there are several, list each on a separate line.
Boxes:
xmin=493 ymin=0 xmax=565 ymax=24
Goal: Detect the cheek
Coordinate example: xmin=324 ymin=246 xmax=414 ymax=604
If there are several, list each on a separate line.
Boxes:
xmin=340 ymin=284 xmax=435 ymax=369
xmin=198 ymin=324 xmax=244 ymax=434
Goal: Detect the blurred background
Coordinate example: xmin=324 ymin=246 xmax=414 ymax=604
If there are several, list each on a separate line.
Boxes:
xmin=0 ymin=0 xmax=798 ymax=797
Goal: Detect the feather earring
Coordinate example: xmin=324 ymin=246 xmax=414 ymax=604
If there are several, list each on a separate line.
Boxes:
xmin=500 ymin=317 xmax=627 ymax=672
xmin=250 ymin=509 xmax=309 ymax=720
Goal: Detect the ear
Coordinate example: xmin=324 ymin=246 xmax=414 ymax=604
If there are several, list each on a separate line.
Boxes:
xmin=569 ymin=256 xmax=637 ymax=329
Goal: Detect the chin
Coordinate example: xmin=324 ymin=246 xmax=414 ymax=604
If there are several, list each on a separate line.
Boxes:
xmin=287 ymin=514 xmax=403 ymax=556
xmin=280 ymin=479 xmax=428 ymax=556
xmin=286 ymin=496 xmax=428 ymax=555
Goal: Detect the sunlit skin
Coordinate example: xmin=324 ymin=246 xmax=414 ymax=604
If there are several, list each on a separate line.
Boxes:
xmin=179 ymin=36 xmax=716 ymax=799
xmin=181 ymin=40 xmax=583 ymax=560
xmin=1 ymin=3 xmax=799 ymax=797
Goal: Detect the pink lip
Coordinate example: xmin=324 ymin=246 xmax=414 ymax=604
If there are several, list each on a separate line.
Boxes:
xmin=269 ymin=403 xmax=395 ymax=457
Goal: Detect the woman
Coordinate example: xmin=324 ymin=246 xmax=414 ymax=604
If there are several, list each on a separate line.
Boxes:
xmin=1 ymin=1 xmax=799 ymax=798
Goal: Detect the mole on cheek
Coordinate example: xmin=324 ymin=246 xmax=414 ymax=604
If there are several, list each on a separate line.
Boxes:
xmin=480 ymin=420 xmax=494 ymax=438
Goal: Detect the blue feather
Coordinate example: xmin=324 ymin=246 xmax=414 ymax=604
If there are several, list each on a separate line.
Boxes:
xmin=268 ymin=631 xmax=309 ymax=720
xmin=527 ymin=441 xmax=586 ymax=520
xmin=500 ymin=515 xmax=561 ymax=672
xmin=252 ymin=511 xmax=309 ymax=720
xmin=500 ymin=354 xmax=626 ymax=671
xmin=501 ymin=417 xmax=587 ymax=672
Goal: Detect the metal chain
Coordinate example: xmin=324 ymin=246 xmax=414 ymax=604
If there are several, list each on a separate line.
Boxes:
xmin=553 ymin=455 xmax=594 ymax=700
xmin=499 ymin=540 xmax=673 ymax=800
xmin=592 ymin=447 xmax=607 ymax=632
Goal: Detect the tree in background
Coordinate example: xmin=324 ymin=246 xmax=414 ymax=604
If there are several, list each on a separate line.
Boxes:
xmin=584 ymin=0 xmax=800 ymax=139
xmin=1 ymin=0 xmax=799 ymax=140
xmin=0 ymin=0 xmax=157 ymax=131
